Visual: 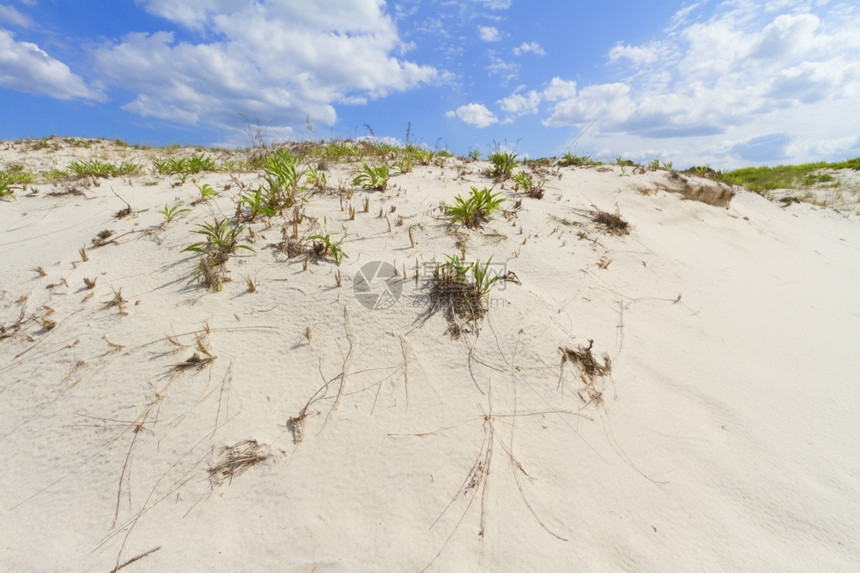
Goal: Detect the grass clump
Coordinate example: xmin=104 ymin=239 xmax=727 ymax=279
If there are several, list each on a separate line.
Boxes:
xmin=304 ymin=165 xmax=327 ymax=191
xmin=426 ymin=255 xmax=502 ymax=337
xmin=260 ymin=149 xmax=306 ymax=213
xmin=0 ymin=179 xmax=20 ymax=200
xmin=592 ymin=210 xmax=630 ymax=235
xmin=488 ymin=151 xmax=517 ymax=179
xmin=184 ymin=218 xmax=255 ymax=266
xmin=558 ymin=152 xmax=602 ymax=167
xmin=153 ymin=153 xmax=218 ymax=175
xmin=183 ymin=218 xmax=255 ymax=291
xmin=511 ymin=171 xmax=544 ymax=199
xmin=407 ymin=145 xmax=435 ymax=166
xmin=69 ymin=160 xmax=141 ymax=178
xmin=1 ymin=165 xmax=33 ymax=184
xmin=239 ymin=187 xmax=278 ymax=220
xmin=193 ymin=183 xmax=219 ymax=204
xmin=1 ymin=166 xmax=33 ymax=199
xmin=446 ymin=186 xmax=505 ymax=228
xmin=305 ymin=218 xmax=345 ymax=265
xmin=41 ymin=169 xmax=69 ymax=181
xmin=353 ymin=162 xmax=390 ymax=191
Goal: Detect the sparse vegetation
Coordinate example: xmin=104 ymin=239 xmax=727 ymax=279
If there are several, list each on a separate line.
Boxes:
xmin=305 ymin=219 xmax=345 ymax=265
xmin=560 ymin=340 xmax=611 ymax=407
xmin=720 ymin=158 xmax=860 ymax=194
xmin=1 ymin=165 xmax=32 ymax=198
xmin=591 ymin=209 xmax=630 ymax=235
xmin=0 ymin=179 xmax=20 ymax=200
xmin=41 ymin=169 xmax=69 ymax=181
xmin=260 ymin=149 xmax=306 ymax=213
xmin=69 ymin=160 xmax=141 ymax=178
xmin=153 ymin=153 xmax=218 ymax=175
xmin=488 ymin=151 xmax=518 ymax=179
xmin=239 ymin=187 xmax=277 ymax=220
xmin=352 ymin=162 xmax=390 ymax=191
xmin=208 ymin=440 xmax=271 ymax=487
xmin=159 ymin=203 xmax=191 ymax=223
xmin=558 ymin=152 xmax=602 ymax=167
xmin=446 ymin=186 xmax=505 ymax=228
xmin=511 ymin=171 xmax=544 ymax=199
xmin=103 ymin=287 xmax=128 ymax=316
xmin=426 ymin=255 xmax=503 ymax=337
xmin=304 ymin=165 xmax=327 ymax=191
xmin=193 ymin=183 xmax=219 ymax=204
xmin=183 ymin=218 xmax=255 ymax=266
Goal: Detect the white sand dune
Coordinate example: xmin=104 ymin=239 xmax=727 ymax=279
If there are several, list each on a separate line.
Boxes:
xmin=1 ymin=139 xmax=858 ymax=572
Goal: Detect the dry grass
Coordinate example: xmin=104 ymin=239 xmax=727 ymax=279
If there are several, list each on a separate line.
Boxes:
xmin=197 ymin=258 xmax=228 ymax=291
xmin=208 ymin=439 xmax=271 ymax=486
xmin=92 ymin=229 xmax=115 ymax=248
xmin=591 ymin=210 xmax=629 ymax=235
xmin=173 ymin=336 xmax=216 ymax=371
xmin=425 ymin=267 xmax=486 ymax=338
xmin=103 ymin=288 xmax=128 ymax=316
xmin=560 ymin=340 xmax=611 ymax=407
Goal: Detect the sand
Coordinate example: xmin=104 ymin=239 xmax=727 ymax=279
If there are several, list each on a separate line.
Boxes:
xmin=1 ymin=138 xmax=858 ymax=572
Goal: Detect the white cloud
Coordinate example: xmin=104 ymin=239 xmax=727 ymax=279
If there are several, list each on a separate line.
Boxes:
xmin=544 ymin=83 xmax=634 ymax=127
xmin=513 ymin=42 xmax=545 ymax=56
xmin=478 ymin=0 xmax=512 ymax=9
xmin=498 ymin=90 xmax=541 ymax=117
xmin=479 ymin=26 xmax=500 ymax=42
xmin=0 ymin=5 xmax=32 ymax=27
xmin=136 ymin=0 xmax=242 ymax=30
xmin=542 ymin=77 xmax=577 ymax=101
xmin=608 ymin=42 xmax=661 ymax=64
xmin=487 ymin=54 xmax=518 ymax=80
xmin=94 ymin=1 xmax=437 ymax=130
xmin=750 ymin=13 xmax=820 ymax=61
xmin=540 ymin=1 xmax=860 ymax=166
xmin=0 ymin=29 xmax=104 ymax=101
xmin=446 ymin=103 xmax=498 ymax=128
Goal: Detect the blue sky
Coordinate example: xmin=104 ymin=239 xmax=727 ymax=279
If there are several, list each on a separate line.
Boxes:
xmin=1 ymin=0 xmax=859 ymax=168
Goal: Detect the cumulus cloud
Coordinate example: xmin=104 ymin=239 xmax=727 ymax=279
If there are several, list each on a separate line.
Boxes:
xmin=544 ymin=83 xmax=634 ymax=127
xmin=0 ymin=29 xmax=104 ymax=101
xmin=513 ymin=42 xmax=545 ymax=56
xmin=498 ymin=90 xmax=541 ymax=117
xmin=479 ymin=26 xmax=500 ymax=42
xmin=94 ymin=0 xmax=437 ymax=131
xmin=446 ymin=103 xmax=498 ymax=128
xmin=542 ymin=0 xmax=860 ymax=149
xmin=542 ymin=77 xmax=577 ymax=101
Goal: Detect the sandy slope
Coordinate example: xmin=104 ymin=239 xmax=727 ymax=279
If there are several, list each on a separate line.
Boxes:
xmin=1 ymin=139 xmax=858 ymax=572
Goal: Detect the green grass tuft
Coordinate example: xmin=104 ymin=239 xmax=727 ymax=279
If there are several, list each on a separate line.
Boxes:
xmin=446 ymin=186 xmax=505 ymax=228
